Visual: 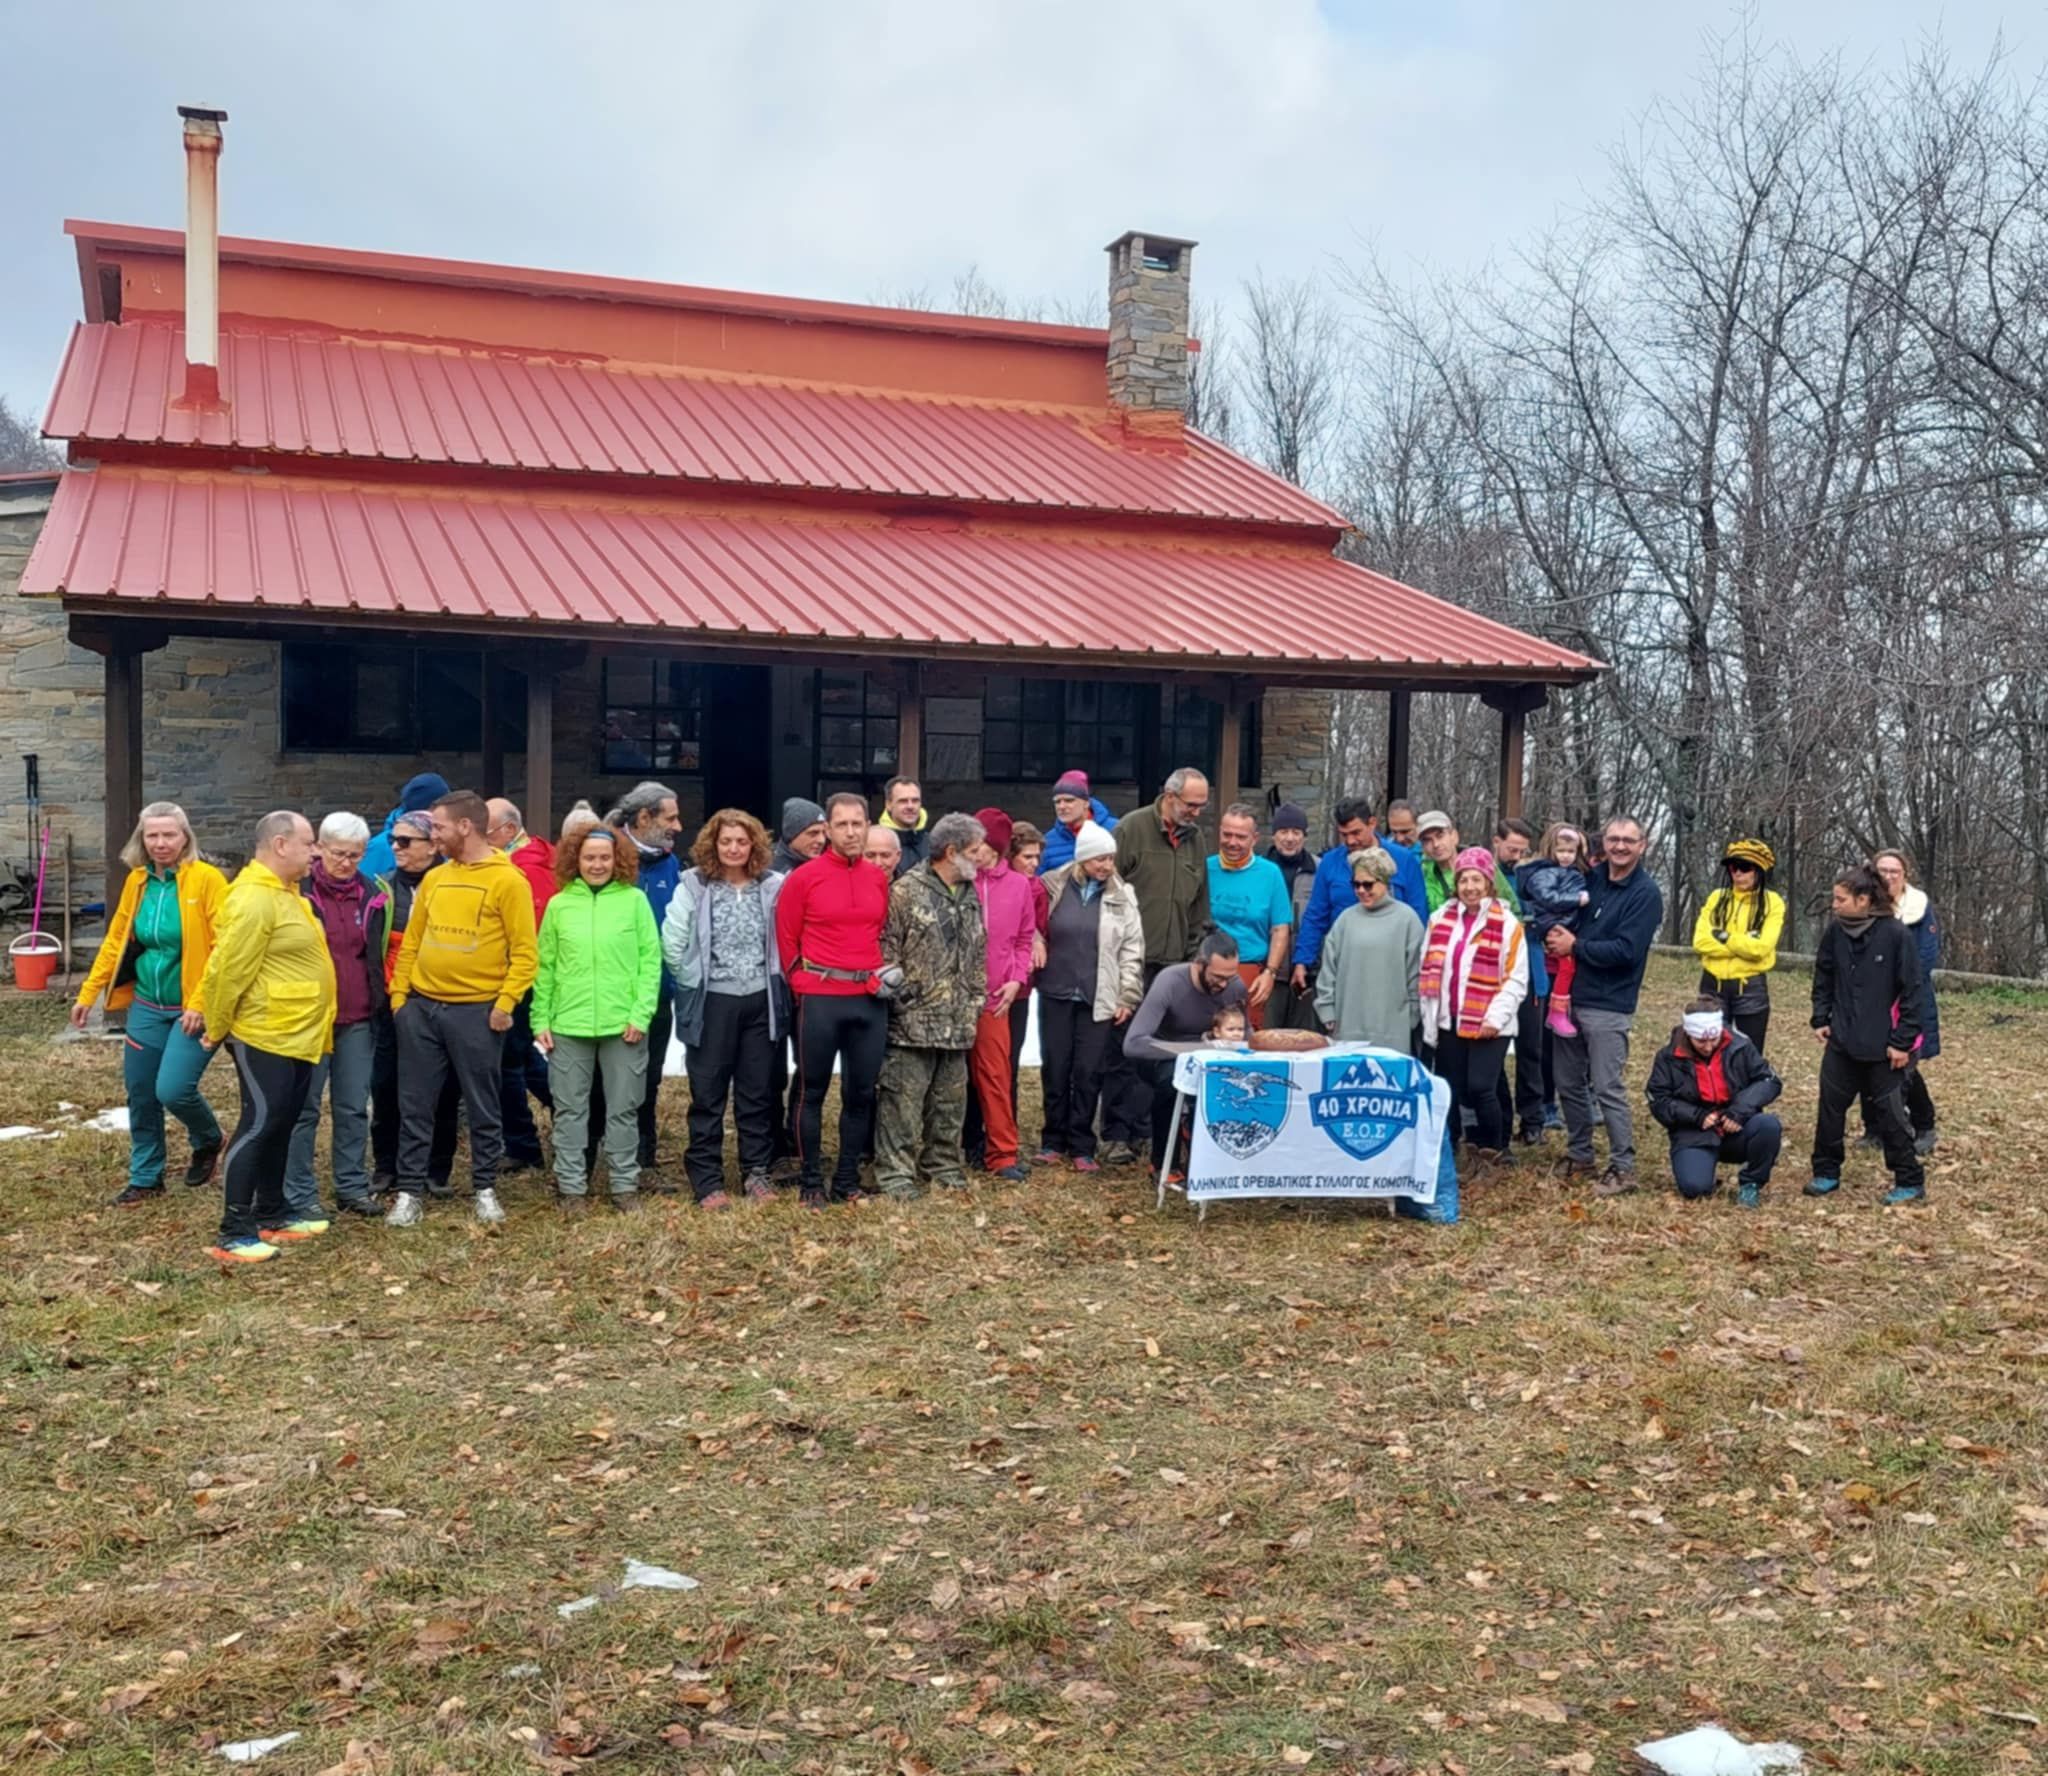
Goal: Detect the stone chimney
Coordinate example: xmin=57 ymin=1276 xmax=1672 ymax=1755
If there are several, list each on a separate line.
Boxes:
xmin=1104 ymin=230 xmax=1195 ymax=436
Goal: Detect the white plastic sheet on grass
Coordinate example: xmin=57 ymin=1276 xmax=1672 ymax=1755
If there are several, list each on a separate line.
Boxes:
xmin=1634 ymin=1724 xmax=1804 ymax=1775
xmin=558 ymin=1557 xmax=700 ymax=1617
xmin=217 ymin=1732 xmax=301 ymax=1763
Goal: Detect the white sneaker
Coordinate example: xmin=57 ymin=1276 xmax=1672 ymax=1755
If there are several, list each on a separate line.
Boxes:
xmin=385 ymin=1192 xmax=423 ymax=1228
xmin=473 ymin=1188 xmax=506 ymax=1225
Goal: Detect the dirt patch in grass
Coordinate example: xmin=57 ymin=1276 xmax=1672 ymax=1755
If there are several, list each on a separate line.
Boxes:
xmin=1 ymin=958 xmax=2044 ymax=1773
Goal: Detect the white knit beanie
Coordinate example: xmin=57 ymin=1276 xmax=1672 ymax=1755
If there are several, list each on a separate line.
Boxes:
xmin=1072 ymin=820 xmax=1116 ymax=864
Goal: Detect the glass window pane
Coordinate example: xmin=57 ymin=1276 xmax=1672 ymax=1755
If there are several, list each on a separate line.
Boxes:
xmin=985 ymin=677 xmax=1021 ymax=718
xmin=351 ymin=657 xmax=411 ymax=748
xmin=864 ymin=676 xmax=898 ymax=717
xmin=1020 ymin=746 xmax=1060 ymax=783
xmin=604 ymin=710 xmax=654 ymax=773
xmin=606 ymin=657 xmax=655 ymax=707
xmin=1098 ymin=724 xmax=1136 ymax=777
xmin=1067 ymin=682 xmax=1100 ymax=720
xmin=281 ymin=644 xmax=350 ymax=750
xmin=818 ymin=672 xmax=863 ymax=714
xmin=819 ymin=745 xmax=863 ymax=776
xmin=821 ymin=716 xmax=863 ymax=750
xmin=1021 ymin=679 xmax=1062 ymax=717
xmin=1102 ymin=684 xmax=1139 ymax=721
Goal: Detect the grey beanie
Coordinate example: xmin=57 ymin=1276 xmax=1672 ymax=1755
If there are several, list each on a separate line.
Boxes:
xmin=781 ymin=797 xmax=827 ymax=842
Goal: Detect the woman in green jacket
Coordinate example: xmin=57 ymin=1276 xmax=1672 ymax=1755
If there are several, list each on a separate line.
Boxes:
xmin=533 ymin=826 xmax=662 ymax=1211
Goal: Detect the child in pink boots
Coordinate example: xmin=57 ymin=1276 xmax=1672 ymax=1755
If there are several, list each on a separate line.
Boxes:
xmin=1520 ymin=825 xmax=1591 ymax=1037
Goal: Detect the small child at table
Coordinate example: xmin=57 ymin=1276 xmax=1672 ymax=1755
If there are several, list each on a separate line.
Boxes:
xmin=1206 ymin=1005 xmax=1250 ymax=1046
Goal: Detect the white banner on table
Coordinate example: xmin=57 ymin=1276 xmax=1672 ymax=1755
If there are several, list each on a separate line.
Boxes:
xmin=1172 ymin=1043 xmax=1450 ymax=1202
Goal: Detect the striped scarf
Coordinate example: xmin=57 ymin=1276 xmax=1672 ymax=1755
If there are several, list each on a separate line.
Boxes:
xmin=1419 ymin=900 xmax=1522 ymax=1037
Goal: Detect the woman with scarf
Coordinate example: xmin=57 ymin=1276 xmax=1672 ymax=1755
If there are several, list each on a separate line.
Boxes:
xmin=1863 ymin=848 xmax=1941 ymax=1155
xmin=1418 ymin=846 xmax=1529 ymax=1163
xmin=1645 ymin=995 xmax=1784 ymax=1206
xmin=1693 ymin=838 xmax=1786 ymax=1052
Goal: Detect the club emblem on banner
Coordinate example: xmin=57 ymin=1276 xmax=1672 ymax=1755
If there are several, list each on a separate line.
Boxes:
xmin=1200 ymin=1058 xmax=1295 ymax=1160
xmin=1311 ymin=1050 xmax=1423 ymax=1161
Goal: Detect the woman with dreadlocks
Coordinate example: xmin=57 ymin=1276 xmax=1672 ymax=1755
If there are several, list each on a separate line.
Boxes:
xmin=1692 ymin=839 xmax=1786 ymax=1053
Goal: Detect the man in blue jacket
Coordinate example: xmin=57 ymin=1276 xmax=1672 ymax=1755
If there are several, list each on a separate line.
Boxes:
xmin=1289 ymin=796 xmax=1428 ymax=1007
xmin=1040 ymin=770 xmax=1118 ymax=874
xmin=1545 ymin=814 xmax=1663 ymax=1194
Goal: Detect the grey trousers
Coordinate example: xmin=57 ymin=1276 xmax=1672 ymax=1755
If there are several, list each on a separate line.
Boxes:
xmin=550 ymin=1033 xmax=646 ymax=1196
xmin=1554 ymin=1006 xmax=1636 ymax=1173
xmin=283 ymin=1018 xmax=376 ymax=1214
xmin=397 ymin=998 xmax=504 ymax=1195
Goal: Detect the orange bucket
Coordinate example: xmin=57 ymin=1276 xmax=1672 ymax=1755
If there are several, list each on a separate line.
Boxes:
xmin=9 ymin=932 xmax=60 ymax=993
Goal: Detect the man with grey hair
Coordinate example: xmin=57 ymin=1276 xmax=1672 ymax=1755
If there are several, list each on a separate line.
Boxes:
xmin=1104 ymin=767 xmax=1213 ymax=1163
xmin=282 ymin=810 xmax=389 ymax=1223
xmin=864 ymin=823 xmax=903 ymax=875
xmin=592 ymin=781 xmax=684 ymax=1186
xmin=874 ymin=812 xmax=987 ymax=1198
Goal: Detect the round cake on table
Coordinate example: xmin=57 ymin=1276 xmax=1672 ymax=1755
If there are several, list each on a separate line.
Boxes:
xmin=1247 ymin=1028 xmax=1328 ymax=1053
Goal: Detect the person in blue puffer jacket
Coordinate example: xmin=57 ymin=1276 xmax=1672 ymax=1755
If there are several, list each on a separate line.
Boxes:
xmin=1040 ymin=770 xmax=1119 ymax=874
xmin=361 ymin=771 xmax=449 ymax=882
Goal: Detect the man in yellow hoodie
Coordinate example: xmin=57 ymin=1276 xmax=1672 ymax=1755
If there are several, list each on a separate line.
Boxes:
xmin=198 ymin=811 xmax=337 ymax=1264
xmin=386 ymin=789 xmax=539 ymax=1227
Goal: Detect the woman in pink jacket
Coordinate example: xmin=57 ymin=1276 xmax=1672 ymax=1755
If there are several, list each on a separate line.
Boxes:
xmin=966 ymin=807 xmax=1038 ymax=1181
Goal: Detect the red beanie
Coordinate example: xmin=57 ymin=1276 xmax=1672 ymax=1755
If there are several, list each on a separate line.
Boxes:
xmin=975 ymin=806 xmax=1014 ymax=855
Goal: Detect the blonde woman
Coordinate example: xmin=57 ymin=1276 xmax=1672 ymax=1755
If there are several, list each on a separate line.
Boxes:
xmin=72 ymin=802 xmax=230 ymax=1207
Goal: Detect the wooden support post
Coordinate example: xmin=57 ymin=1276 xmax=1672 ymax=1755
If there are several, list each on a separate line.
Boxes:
xmin=480 ymin=659 xmax=504 ymax=796
xmin=103 ymin=647 xmax=145 ymax=913
xmin=896 ymin=662 xmax=924 ymax=785
xmin=1216 ymin=681 xmax=1245 ymax=814
xmin=524 ymin=663 xmax=555 ymax=845
xmin=1385 ymin=689 xmax=1412 ymax=806
xmin=1498 ymin=704 xmax=1527 ymax=823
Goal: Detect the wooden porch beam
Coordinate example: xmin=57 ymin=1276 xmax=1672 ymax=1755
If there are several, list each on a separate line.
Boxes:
xmin=102 ymin=648 xmax=144 ymax=914
xmin=896 ymin=661 xmax=924 ymax=784
xmin=524 ymin=663 xmax=555 ymax=846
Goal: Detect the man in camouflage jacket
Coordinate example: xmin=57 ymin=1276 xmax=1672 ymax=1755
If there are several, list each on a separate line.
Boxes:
xmin=874 ymin=813 xmax=988 ymax=1198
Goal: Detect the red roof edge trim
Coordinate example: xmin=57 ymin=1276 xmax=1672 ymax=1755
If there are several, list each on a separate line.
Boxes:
xmin=68 ymin=221 xmax=1111 ymax=350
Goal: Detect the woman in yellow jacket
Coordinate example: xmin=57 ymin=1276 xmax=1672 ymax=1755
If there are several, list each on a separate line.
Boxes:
xmin=196 ymin=812 xmax=337 ymax=1264
xmin=1693 ymin=837 xmax=1786 ymax=1053
xmin=72 ymin=802 xmax=231 ymax=1208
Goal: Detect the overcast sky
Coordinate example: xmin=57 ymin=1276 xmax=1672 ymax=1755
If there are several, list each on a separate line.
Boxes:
xmin=2 ymin=0 xmax=2029 ymax=419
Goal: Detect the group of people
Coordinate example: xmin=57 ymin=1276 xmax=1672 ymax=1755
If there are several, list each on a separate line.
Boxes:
xmin=72 ymin=762 xmax=1947 ymax=1261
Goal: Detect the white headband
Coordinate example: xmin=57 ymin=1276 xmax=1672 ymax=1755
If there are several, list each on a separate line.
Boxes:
xmin=1682 ymin=1009 xmax=1724 ymax=1042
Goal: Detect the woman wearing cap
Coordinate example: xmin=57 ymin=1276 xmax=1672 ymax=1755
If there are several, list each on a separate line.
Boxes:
xmin=72 ymin=801 xmax=231 ymax=1208
xmin=1036 ymin=821 xmax=1145 ymax=1172
xmin=1418 ymin=846 xmax=1529 ymax=1162
xmin=1693 ymin=839 xmax=1785 ymax=1051
xmin=1646 ymin=995 xmax=1784 ymax=1206
xmin=1313 ymin=846 xmax=1423 ymax=1049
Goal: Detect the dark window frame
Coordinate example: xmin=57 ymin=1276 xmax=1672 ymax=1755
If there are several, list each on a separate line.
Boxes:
xmin=600 ymin=657 xmax=708 ymax=777
xmin=278 ymin=641 xmax=487 ymax=755
xmin=981 ymin=677 xmax=1261 ymax=788
xmin=812 ymin=668 xmax=900 ymax=791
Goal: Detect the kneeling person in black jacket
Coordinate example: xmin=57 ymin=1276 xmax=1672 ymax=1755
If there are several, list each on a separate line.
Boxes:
xmin=1808 ymin=864 xmax=1931 ymax=1205
xmin=1646 ymin=997 xmax=1784 ymax=1207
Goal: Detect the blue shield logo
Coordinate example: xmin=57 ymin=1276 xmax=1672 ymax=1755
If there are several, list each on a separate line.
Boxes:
xmin=1201 ymin=1058 xmax=1293 ymax=1160
xmin=1311 ymin=1050 xmax=1422 ymax=1161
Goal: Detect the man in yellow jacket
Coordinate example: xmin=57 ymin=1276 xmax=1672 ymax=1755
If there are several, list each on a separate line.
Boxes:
xmin=386 ymin=789 xmax=539 ymax=1227
xmin=197 ymin=811 xmax=337 ymax=1264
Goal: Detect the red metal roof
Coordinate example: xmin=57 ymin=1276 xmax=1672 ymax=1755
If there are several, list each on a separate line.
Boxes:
xmin=46 ymin=322 xmax=1343 ymax=531
xmin=23 ymin=468 xmax=1598 ymax=683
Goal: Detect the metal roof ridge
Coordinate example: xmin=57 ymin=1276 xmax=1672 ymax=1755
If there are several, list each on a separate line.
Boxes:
xmin=66 ymin=220 xmax=1111 ymax=348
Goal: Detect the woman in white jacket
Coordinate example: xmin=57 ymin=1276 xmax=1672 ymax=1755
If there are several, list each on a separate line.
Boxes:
xmin=1419 ymin=845 xmax=1530 ymax=1162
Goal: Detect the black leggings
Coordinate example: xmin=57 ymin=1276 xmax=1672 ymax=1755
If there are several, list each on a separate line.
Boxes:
xmin=1436 ymin=1031 xmax=1509 ymax=1153
xmin=793 ymin=994 xmax=889 ymax=1192
xmin=220 ymin=1040 xmax=314 ymax=1244
xmin=1038 ymin=996 xmax=1115 ymax=1160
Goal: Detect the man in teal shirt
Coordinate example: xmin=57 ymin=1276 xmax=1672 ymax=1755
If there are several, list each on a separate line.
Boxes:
xmin=1206 ymin=803 xmax=1295 ymax=1028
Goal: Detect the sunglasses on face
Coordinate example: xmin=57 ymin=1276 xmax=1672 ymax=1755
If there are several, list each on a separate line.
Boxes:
xmin=393 ymin=836 xmax=428 ymax=849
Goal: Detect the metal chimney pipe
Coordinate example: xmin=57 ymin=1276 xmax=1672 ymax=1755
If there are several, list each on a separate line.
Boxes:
xmin=177 ymin=104 xmax=227 ymax=407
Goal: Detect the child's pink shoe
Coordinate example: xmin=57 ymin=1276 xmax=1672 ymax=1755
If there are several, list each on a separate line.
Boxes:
xmin=1546 ymin=1005 xmax=1578 ymax=1039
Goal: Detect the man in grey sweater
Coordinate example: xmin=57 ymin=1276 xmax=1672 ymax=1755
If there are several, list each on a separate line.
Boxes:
xmin=1123 ymin=932 xmax=1250 ymax=1167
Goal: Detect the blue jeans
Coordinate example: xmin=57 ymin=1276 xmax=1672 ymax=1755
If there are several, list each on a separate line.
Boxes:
xmin=283 ymin=1019 xmax=376 ymax=1214
xmin=123 ymin=998 xmax=222 ymax=1189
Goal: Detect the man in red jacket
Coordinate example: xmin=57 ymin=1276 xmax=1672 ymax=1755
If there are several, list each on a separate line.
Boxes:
xmin=488 ymin=797 xmax=558 ymax=1170
xmin=774 ymin=792 xmax=892 ymax=1209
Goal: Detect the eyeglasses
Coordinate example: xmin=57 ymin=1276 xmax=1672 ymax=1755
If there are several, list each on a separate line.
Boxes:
xmin=392 ymin=836 xmax=427 ymax=849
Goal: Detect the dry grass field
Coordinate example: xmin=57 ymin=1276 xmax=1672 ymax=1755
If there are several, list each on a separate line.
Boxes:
xmin=2 ymin=956 xmax=2045 ymax=1775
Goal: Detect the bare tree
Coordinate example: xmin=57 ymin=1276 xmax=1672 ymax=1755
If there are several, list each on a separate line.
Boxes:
xmin=0 ymin=395 xmax=58 ymax=471
xmin=1240 ymin=272 xmax=1342 ymax=489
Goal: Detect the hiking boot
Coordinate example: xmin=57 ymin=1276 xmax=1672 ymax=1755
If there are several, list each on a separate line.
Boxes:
xmin=638 ymin=1167 xmax=680 ymax=1195
xmin=1803 ymin=1175 xmax=1841 ymax=1197
xmin=1517 ymin=1122 xmax=1544 ymax=1146
xmin=1034 ymin=1148 xmax=1065 ymax=1167
xmin=1072 ymin=1156 xmax=1101 ymax=1175
xmin=1098 ymin=1141 xmax=1137 ymax=1167
xmin=425 ymin=1177 xmax=454 ymax=1200
xmin=1736 ymin=1181 xmax=1763 ymax=1210
xmin=557 ymin=1194 xmax=592 ymax=1216
xmin=1561 ymin=1157 xmax=1599 ymax=1182
xmin=184 ymin=1142 xmax=223 ymax=1188
xmin=741 ymin=1171 xmax=776 ymax=1202
xmin=473 ymin=1188 xmax=506 ymax=1225
xmin=610 ymin=1191 xmax=642 ymax=1214
xmin=1913 ymin=1128 xmax=1937 ymax=1157
xmin=259 ymin=1219 xmax=329 ymax=1242
xmin=698 ymin=1190 xmax=733 ymax=1212
xmin=799 ymin=1187 xmax=830 ymax=1212
xmin=371 ymin=1170 xmax=397 ymax=1196
xmin=1592 ymin=1167 xmax=1637 ymax=1198
xmin=771 ymin=1154 xmax=802 ymax=1182
xmin=992 ymin=1164 xmax=1029 ymax=1183
xmin=1542 ymin=1106 xmax=1565 ymax=1132
xmin=1882 ymin=1184 xmax=1928 ymax=1206
xmin=206 ymin=1237 xmax=279 ymax=1264
xmin=877 ymin=1180 xmax=925 ymax=1202
xmin=334 ymin=1194 xmax=384 ymax=1218
xmin=385 ymin=1192 xmax=424 ymax=1227
xmin=112 ymin=1184 xmax=161 ymax=1208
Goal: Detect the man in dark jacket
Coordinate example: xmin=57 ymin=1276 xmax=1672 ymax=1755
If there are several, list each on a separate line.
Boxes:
xmin=1646 ymin=996 xmax=1784 ymax=1206
xmin=1546 ymin=815 xmax=1663 ymax=1196
xmin=1808 ymin=865 xmax=1931 ymax=1204
xmin=874 ymin=812 xmax=987 ymax=1198
xmin=878 ymin=777 xmax=929 ymax=874
xmin=370 ymin=812 xmax=457 ymax=1194
xmin=1261 ymin=802 xmax=1320 ymax=1032
xmin=767 ymin=797 xmax=831 ymax=1165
